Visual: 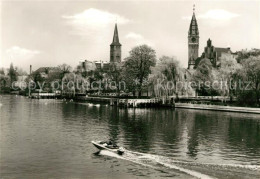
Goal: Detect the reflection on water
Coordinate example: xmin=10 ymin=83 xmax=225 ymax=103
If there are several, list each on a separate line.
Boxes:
xmin=0 ymin=95 xmax=260 ymax=179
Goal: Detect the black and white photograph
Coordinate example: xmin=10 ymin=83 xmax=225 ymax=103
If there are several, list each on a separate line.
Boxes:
xmin=0 ymin=0 xmax=260 ymax=178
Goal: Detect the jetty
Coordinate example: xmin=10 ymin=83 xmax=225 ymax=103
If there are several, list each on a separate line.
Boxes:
xmin=75 ymin=96 xmax=175 ymax=108
xmin=30 ymin=93 xmax=60 ymax=99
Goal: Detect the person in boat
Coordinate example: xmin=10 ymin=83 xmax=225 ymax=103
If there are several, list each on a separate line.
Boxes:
xmin=107 ymin=140 xmax=113 ymax=145
xmin=100 ymin=140 xmax=118 ymax=149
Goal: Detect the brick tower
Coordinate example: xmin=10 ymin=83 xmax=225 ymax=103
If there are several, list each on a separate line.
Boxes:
xmin=110 ymin=23 xmax=121 ymax=63
xmin=188 ymin=5 xmax=199 ymax=69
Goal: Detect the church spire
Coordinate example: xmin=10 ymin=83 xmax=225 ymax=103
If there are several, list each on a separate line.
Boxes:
xmin=188 ymin=4 xmax=199 ymax=70
xmin=111 ymin=23 xmax=121 ymax=46
xmin=188 ymin=4 xmax=199 ymax=36
xmin=110 ymin=23 xmax=122 ymax=63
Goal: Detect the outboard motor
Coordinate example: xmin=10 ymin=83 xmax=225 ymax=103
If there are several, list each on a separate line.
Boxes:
xmin=117 ymin=147 xmax=125 ymax=155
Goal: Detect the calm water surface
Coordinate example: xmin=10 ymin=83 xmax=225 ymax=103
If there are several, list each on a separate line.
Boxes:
xmin=0 ymin=95 xmax=260 ymax=179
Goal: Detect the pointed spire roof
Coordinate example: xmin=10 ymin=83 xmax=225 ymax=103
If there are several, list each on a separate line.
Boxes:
xmin=207 ymin=38 xmax=212 ymax=46
xmin=111 ymin=23 xmax=121 ymax=46
xmin=188 ymin=5 xmax=199 ymax=36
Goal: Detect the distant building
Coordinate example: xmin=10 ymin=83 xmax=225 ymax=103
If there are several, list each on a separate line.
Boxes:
xmin=77 ymin=23 xmax=122 ymax=74
xmin=201 ymin=38 xmax=236 ymax=67
xmin=94 ymin=61 xmax=110 ymax=71
xmin=79 ymin=60 xmax=96 ymax=72
xmin=187 ymin=6 xmax=238 ymax=69
xmin=188 ymin=5 xmax=199 ymax=70
xmin=110 ymin=23 xmax=122 ymax=63
xmin=79 ymin=23 xmax=122 ymax=73
xmin=78 ymin=60 xmax=111 ymax=73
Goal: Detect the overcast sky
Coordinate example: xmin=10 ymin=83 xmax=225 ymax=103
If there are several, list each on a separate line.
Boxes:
xmin=1 ymin=0 xmax=260 ymax=72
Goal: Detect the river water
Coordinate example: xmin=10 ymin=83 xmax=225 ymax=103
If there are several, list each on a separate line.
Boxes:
xmin=0 ymin=95 xmax=260 ymax=179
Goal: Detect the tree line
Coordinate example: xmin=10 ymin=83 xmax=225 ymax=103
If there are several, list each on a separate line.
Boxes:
xmin=1 ymin=45 xmax=259 ymax=107
xmin=193 ymin=49 xmax=260 ymax=107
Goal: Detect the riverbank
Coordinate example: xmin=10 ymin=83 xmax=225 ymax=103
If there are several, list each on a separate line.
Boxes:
xmin=175 ymin=103 xmax=260 ymax=114
xmin=75 ymin=96 xmax=260 ymax=113
xmin=1 ymin=94 xmax=260 ymax=114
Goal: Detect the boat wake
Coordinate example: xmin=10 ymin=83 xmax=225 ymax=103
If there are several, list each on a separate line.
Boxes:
xmin=98 ymin=149 xmax=260 ymax=179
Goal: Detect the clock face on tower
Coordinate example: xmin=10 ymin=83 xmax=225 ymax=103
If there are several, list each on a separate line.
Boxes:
xmin=191 ymin=37 xmax=196 ymax=43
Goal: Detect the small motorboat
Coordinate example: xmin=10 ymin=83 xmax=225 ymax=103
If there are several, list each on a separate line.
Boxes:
xmin=91 ymin=141 xmax=125 ymax=155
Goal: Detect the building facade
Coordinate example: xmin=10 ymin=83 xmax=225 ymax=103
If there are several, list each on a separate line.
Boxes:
xmin=79 ymin=60 xmax=110 ymax=73
xmin=110 ymin=23 xmax=122 ymax=63
xmin=188 ymin=6 xmax=199 ymax=69
xmin=201 ymin=38 xmax=234 ymax=67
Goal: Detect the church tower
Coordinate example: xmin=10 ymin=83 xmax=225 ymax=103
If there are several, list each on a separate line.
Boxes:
xmin=110 ymin=23 xmax=121 ymax=63
xmin=188 ymin=5 xmax=199 ymax=69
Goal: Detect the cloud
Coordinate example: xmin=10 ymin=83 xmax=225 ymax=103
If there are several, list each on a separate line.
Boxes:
xmin=6 ymin=46 xmax=40 ymax=60
xmin=182 ymin=9 xmax=240 ymax=20
xmin=199 ymin=9 xmax=240 ymax=20
xmin=125 ymin=32 xmax=143 ymax=40
xmin=125 ymin=32 xmax=154 ymax=46
xmin=62 ymin=8 xmax=131 ymax=35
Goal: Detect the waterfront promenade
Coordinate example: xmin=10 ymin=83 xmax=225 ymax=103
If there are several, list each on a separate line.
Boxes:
xmin=175 ymin=103 xmax=260 ymax=114
xmin=22 ymin=93 xmax=260 ymax=114
xmin=74 ymin=95 xmax=260 ymax=114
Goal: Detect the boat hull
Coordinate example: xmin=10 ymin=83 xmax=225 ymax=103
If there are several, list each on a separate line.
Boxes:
xmin=91 ymin=141 xmax=124 ymax=155
xmin=92 ymin=141 xmax=106 ymax=150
